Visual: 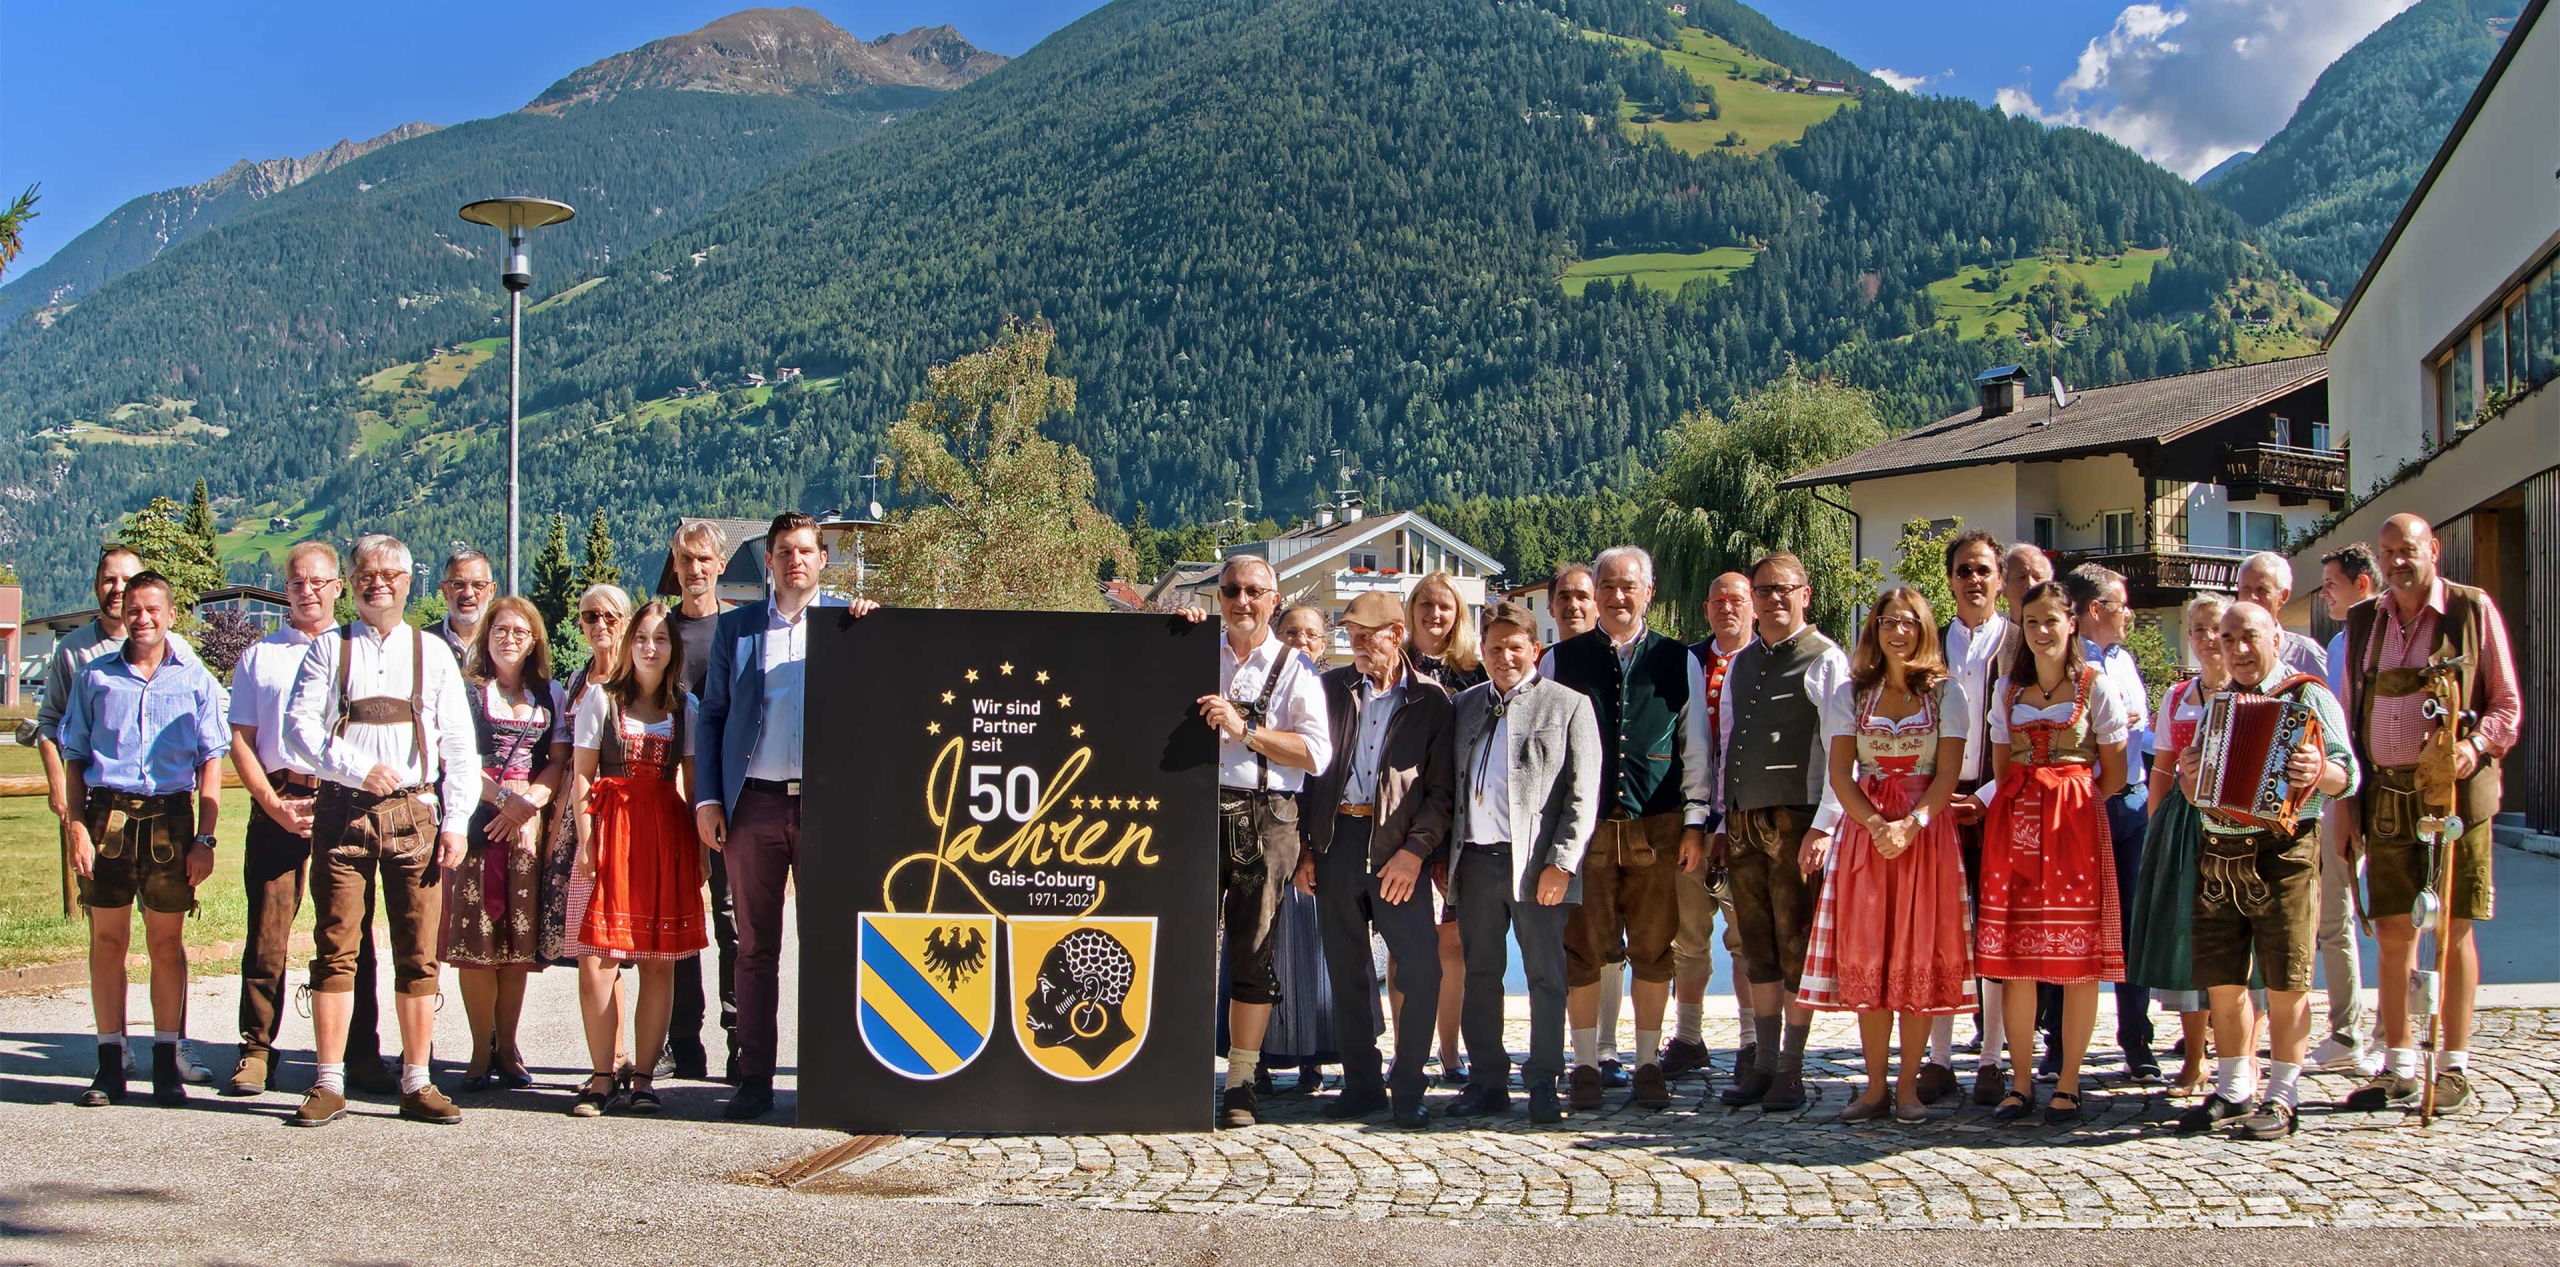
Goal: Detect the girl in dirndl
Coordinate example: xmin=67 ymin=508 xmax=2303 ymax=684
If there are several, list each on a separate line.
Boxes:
xmin=1977 ymin=580 xmax=2131 ymax=1124
xmin=1799 ymin=587 xmax=1976 ymax=1123
xmin=568 ymin=600 xmax=707 ymax=1117
xmin=2126 ymin=594 xmax=2232 ymax=1094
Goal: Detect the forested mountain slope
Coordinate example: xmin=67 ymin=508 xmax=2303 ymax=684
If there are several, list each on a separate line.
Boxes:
xmin=2208 ymin=0 xmax=2524 ymax=296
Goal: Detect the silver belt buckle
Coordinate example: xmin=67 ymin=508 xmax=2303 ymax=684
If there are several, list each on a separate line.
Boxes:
xmin=785 ymin=780 xmax=803 ymax=797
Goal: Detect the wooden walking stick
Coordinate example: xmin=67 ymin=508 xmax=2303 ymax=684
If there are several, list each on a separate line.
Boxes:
xmin=2413 ymin=655 xmax=2470 ymax=1126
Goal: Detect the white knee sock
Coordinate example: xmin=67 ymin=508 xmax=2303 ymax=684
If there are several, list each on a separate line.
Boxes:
xmin=1572 ymin=1026 xmax=1598 ymax=1071
xmin=2442 ymin=1049 xmax=2469 ymax=1072
xmin=2265 ymin=1060 xmax=2302 ymax=1108
xmin=315 ymin=1062 xmax=345 ymax=1096
xmin=1225 ymin=1048 xmax=1260 ymax=1090
xmin=2387 ymin=1047 xmax=2419 ymax=1079
xmin=1733 ymin=989 xmax=1757 ymax=1037
xmin=1929 ymin=1014 xmax=1954 ymax=1068
xmin=2214 ymin=1056 xmax=2258 ymax=1104
xmin=1596 ymin=963 xmax=1624 ymax=1060
xmin=1676 ymin=997 xmax=1703 ymax=1045
xmin=1635 ymin=1027 xmax=1662 ymax=1068
xmin=1978 ymin=981 xmax=2007 ymax=1068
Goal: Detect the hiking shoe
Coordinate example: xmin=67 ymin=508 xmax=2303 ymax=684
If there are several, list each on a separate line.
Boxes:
xmin=399 ymin=1084 xmax=461 ymax=1124
xmin=2177 ymin=1093 xmax=2252 ymax=1134
xmin=2237 ymin=1098 xmax=2297 ymax=1140
xmin=1658 ymin=1037 xmax=1709 ymax=1079
xmin=2341 ymin=1071 xmax=2421 ymax=1112
xmin=1567 ymin=1065 xmax=1604 ymax=1112
xmin=78 ymin=1048 xmax=126 ymax=1108
xmin=1759 ymin=1070 xmax=1806 ymax=1113
xmin=227 ymin=1050 xmax=271 ymax=1097
xmin=1915 ymin=1062 xmax=1958 ymax=1104
xmin=151 ymin=1043 xmax=188 ymax=1107
xmin=1527 ymin=1080 xmax=1562 ymax=1124
xmin=289 ymin=1085 xmax=347 ymax=1127
xmin=1630 ymin=1062 xmax=1672 ymax=1110
xmin=1719 ymin=1063 xmax=1773 ymax=1107
xmin=2310 ymin=1034 xmax=2379 ymax=1077
xmin=1220 ymin=1082 xmax=1259 ymax=1128
xmin=2433 ymin=1070 xmax=2474 ymax=1114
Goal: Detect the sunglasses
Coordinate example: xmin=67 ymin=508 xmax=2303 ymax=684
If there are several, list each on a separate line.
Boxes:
xmin=579 ymin=610 xmax=624 ymax=625
xmin=1953 ymin=564 xmax=1997 ymax=580
xmin=1219 ymin=584 xmax=1273 ymax=600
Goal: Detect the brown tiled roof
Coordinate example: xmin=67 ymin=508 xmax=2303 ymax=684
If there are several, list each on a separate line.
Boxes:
xmin=1779 ymin=355 xmax=2327 ymax=488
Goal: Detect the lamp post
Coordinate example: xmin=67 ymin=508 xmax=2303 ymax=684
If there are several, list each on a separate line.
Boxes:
xmin=457 ymin=196 xmax=575 ymax=595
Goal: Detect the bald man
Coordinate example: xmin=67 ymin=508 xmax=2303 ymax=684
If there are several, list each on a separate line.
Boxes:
xmin=2336 ymin=514 xmax=2521 ymax=1117
xmin=1661 ymin=572 xmax=1758 ymax=1080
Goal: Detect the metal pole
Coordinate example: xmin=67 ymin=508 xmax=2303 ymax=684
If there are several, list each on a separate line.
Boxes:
xmin=508 ymin=287 xmax=523 ymax=596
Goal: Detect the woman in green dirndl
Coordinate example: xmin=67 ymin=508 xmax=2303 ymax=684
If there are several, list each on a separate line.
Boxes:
xmin=2125 ymin=595 xmax=2232 ymax=1094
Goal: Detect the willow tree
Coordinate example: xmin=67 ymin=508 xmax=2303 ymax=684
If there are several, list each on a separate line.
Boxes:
xmin=1636 ymin=366 xmax=1886 ymax=643
xmin=871 ymin=318 xmax=1132 ymax=610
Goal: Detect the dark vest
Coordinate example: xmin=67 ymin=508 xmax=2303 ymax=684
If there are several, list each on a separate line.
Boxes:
xmin=1724 ymin=627 xmax=1836 ymax=813
xmin=1550 ymin=627 xmax=1692 ymax=818
xmin=2344 ymin=582 xmax=2501 ymax=824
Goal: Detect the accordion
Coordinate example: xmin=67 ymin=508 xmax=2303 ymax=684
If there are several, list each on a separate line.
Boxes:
xmin=2192 ymin=680 xmax=2325 ymax=833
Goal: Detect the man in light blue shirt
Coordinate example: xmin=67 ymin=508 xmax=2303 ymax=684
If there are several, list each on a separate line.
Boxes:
xmin=57 ymin=571 xmax=228 ymax=1110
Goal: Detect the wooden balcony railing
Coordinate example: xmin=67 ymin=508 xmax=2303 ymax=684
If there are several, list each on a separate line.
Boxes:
xmin=2222 ymin=443 xmax=2348 ymax=505
xmin=2053 ymin=547 xmax=2243 ymax=603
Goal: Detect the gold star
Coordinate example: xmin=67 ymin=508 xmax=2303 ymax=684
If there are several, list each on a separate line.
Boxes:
xmin=1107 ymin=796 xmax=1124 ymax=811
xmin=1145 ymin=797 xmax=1160 ymax=812
xmin=964 ymin=669 xmax=980 ymax=683
xmin=1070 ymin=796 xmax=1084 ymax=810
xmin=1069 ymin=724 xmax=1085 ymax=738
xmin=1035 ymin=670 xmax=1051 ymax=685
xmin=1057 ymin=694 xmax=1073 ymax=708
xmin=998 ymin=661 xmax=1015 ymax=675
xmin=940 ymin=691 xmax=955 ymax=705
xmin=926 ymin=721 xmax=941 ymax=735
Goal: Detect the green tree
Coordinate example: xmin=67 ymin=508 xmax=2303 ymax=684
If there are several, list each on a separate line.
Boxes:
xmin=871 ymin=317 xmax=1132 ymax=610
xmin=576 ymin=508 xmax=620 ymax=591
xmin=0 ymin=184 xmax=35 ymax=281
xmin=1128 ymin=502 xmax=1163 ymax=585
xmin=530 ymin=512 xmax=577 ymax=633
xmin=1636 ymin=366 xmax=1886 ymax=642
xmin=182 ymin=478 xmax=219 ymax=564
xmin=114 ymin=495 xmax=225 ymax=612
xmin=1886 ymin=516 xmax=1960 ymax=622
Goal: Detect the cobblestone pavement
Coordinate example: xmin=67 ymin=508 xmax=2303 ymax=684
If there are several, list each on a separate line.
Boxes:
xmin=814 ymin=1009 xmax=2560 ymax=1229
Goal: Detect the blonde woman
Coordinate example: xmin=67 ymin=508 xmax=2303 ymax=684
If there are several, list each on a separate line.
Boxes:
xmin=1400 ymin=572 xmax=1481 ymax=1085
xmin=541 ymin=584 xmax=634 ymax=964
xmin=2128 ymin=595 xmax=2233 ymax=1093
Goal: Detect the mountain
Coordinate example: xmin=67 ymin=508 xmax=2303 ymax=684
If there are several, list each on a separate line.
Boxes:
xmin=2208 ymin=0 xmax=2524 ymax=296
xmin=2192 ymin=150 xmax=2252 ymax=187
xmin=523 ymin=8 xmax=1005 ymax=114
xmin=0 ymin=123 xmax=440 ymax=328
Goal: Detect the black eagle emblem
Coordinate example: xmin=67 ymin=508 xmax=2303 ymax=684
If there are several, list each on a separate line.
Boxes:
xmin=922 ymin=925 xmax=988 ymax=991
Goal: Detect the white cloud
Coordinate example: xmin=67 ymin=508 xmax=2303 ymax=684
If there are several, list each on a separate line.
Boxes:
xmin=1996 ymin=0 xmax=2417 ymax=179
xmin=1872 ymin=67 xmax=1930 ymax=92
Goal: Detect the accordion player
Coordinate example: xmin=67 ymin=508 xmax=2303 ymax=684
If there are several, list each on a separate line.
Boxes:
xmin=2192 ymin=677 xmax=2328 ymax=833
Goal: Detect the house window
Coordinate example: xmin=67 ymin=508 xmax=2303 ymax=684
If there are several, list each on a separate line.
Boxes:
xmin=2309 ymin=421 xmax=2331 ymax=451
xmin=2030 ymin=515 xmax=2056 ymax=551
xmin=2440 ymin=345 xmax=2474 ymax=437
xmin=2101 ymin=510 xmax=2137 ymax=551
xmin=2482 ymin=312 xmax=2507 ymax=398
xmin=2228 ymin=510 xmax=2283 ymax=553
xmin=2531 ymin=264 xmax=2557 ymax=387
xmin=2506 ymin=297 xmax=2527 ymax=389
xmin=1349 ymin=550 xmax=1379 ymax=572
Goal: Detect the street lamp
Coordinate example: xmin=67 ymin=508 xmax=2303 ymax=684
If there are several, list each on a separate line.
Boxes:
xmin=457 ymin=196 xmax=575 ymax=595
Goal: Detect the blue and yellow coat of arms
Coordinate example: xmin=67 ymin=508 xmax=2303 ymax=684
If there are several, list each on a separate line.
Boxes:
xmin=857 ymin=913 xmax=998 ymax=1080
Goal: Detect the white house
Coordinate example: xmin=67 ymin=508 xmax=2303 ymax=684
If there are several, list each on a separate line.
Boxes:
xmin=2292 ymin=0 xmax=2556 ymax=831
xmin=1151 ymin=498 xmax=1503 ymax=663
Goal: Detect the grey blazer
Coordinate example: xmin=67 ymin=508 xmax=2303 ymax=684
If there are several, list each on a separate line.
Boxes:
xmin=1445 ymin=676 xmax=1603 ymax=907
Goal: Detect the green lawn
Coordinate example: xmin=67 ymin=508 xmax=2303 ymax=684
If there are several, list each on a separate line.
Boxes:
xmin=1562 ymin=246 xmax=1759 ymax=296
xmin=1920 ymin=248 xmax=2170 ymax=341
xmin=527 ymin=276 xmax=606 ymax=314
xmin=1594 ymin=28 xmax=1855 ymax=155
xmin=0 ymin=789 xmax=270 ymax=974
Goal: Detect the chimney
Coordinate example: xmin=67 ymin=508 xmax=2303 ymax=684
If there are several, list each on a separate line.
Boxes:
xmin=1314 ymin=507 xmax=1336 ymax=529
xmin=1974 ymin=365 xmax=2027 ymax=419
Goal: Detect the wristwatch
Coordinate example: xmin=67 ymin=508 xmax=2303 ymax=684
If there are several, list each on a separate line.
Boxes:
xmin=1242 ymin=717 xmax=1260 ymax=742
xmin=191 ymin=833 xmax=217 ymax=851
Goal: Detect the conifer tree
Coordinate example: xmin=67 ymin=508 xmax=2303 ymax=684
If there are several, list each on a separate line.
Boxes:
xmin=576 ymin=508 xmax=620 ymax=591
xmin=530 ymin=513 xmax=578 ymax=633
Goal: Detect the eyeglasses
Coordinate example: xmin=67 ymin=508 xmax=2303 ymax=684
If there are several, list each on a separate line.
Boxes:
xmin=487 ymin=626 xmax=533 ymax=644
xmin=1874 ymin=616 xmax=1924 ymax=633
xmin=1952 ymin=564 xmax=1996 ymax=580
xmin=1219 ymin=584 xmax=1273 ymax=600
xmin=285 ymin=577 xmax=340 ymax=593
xmin=2087 ymin=598 xmax=2127 ymax=612
xmin=1750 ymin=583 xmax=1805 ymax=599
xmin=355 ymin=570 xmax=405 ymax=587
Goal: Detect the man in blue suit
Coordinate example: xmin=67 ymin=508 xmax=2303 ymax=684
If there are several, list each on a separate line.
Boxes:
xmin=695 ymin=511 xmax=878 ymax=1120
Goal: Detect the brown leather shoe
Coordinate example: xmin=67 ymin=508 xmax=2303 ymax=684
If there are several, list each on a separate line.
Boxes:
xmin=1567 ymin=1064 xmax=1603 ymax=1111
xmin=290 ymin=1085 xmax=347 ymax=1127
xmin=1760 ymin=1070 xmax=1807 ymax=1113
xmin=1631 ymin=1062 xmax=1672 ymax=1110
xmin=1971 ymin=1065 xmax=2008 ymax=1106
xmin=399 ymin=1084 xmax=462 ymax=1125
xmin=1915 ymin=1062 xmax=1958 ymax=1104
xmin=227 ymin=1051 xmax=271 ymax=1098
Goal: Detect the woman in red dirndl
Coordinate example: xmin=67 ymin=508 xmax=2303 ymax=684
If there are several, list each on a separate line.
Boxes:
xmin=1976 ymin=581 xmax=2131 ymax=1124
xmin=568 ymin=600 xmax=707 ymax=1117
xmin=1799 ymin=588 xmax=1977 ymax=1123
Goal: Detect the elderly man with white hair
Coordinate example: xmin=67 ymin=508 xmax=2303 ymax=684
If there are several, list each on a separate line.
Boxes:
xmin=2233 ymin=551 xmax=2329 ymax=681
xmin=281 ymin=533 xmax=482 ymax=1128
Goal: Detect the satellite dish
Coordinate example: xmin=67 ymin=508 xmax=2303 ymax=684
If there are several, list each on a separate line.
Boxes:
xmin=2051 ymin=377 xmax=2073 ymax=409
xmin=868 ymin=501 xmax=885 ymax=521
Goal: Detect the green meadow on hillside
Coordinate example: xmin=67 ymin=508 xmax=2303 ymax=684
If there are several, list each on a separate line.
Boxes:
xmin=1597 ymin=27 xmax=1855 ymax=154
xmin=1921 ymin=249 xmax=2170 ymax=341
xmin=1562 ymin=246 xmax=1759 ymax=296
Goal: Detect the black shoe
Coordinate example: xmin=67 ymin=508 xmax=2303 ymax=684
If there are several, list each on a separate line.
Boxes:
xmin=1598 ymin=1058 xmax=1630 ymax=1088
xmin=722 ymin=1076 xmax=775 ymax=1121
xmin=1732 ymin=1044 xmax=1758 ymax=1076
xmin=2237 ymin=1098 xmax=2296 ymax=1140
xmin=1528 ymin=1080 xmax=1562 ymax=1124
xmin=2041 ymin=1089 xmax=2084 ymax=1125
xmin=1659 ymin=1037 xmax=1709 ymax=1079
xmin=152 ymin=1043 xmax=187 ymax=1107
xmin=1254 ymin=1067 xmax=1276 ymax=1098
xmin=1436 ymin=1061 xmax=1469 ymax=1089
xmin=1392 ymin=1095 xmax=1429 ymax=1129
xmin=79 ymin=1047 xmax=126 ymax=1107
xmin=1720 ymin=1064 xmax=1773 ymax=1107
xmin=1971 ymin=1065 xmax=2009 ymax=1106
xmin=2124 ymin=1044 xmax=2162 ymax=1082
xmin=2035 ymin=1046 xmax=2062 ymax=1082
xmin=2167 ymin=1036 xmax=2188 ymax=1059
xmin=346 ymin=1050 xmax=401 ymax=1097
xmin=1220 ymin=1082 xmax=1259 ymax=1128
xmin=1759 ymin=1070 xmax=1807 ymax=1113
xmin=668 ymin=1042 xmax=709 ymax=1082
xmin=2177 ymin=1093 xmax=2252 ymax=1134
xmin=1443 ymin=1084 xmax=1510 ymax=1119
xmin=1323 ymin=1089 xmax=1388 ymax=1121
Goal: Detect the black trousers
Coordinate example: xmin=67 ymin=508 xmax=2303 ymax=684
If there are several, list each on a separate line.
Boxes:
xmin=1316 ymin=816 xmax=1439 ymax=1102
xmin=1455 ymin=844 xmax=1570 ymax=1091
xmin=2040 ymin=785 xmax=2153 ymax=1056
xmin=237 ymin=802 xmax=380 ymax=1059
xmin=668 ymin=855 xmax=737 ymax=1063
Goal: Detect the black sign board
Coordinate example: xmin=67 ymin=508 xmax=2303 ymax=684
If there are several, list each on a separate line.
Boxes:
xmin=798 ymin=608 xmax=1219 ymax=1133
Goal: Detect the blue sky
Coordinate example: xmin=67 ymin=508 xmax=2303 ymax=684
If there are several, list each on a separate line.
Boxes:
xmin=1 ymin=1 xmax=2416 ymax=275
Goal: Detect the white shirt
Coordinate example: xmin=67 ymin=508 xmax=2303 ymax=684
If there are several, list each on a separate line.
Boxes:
xmin=1465 ymin=673 xmax=1540 ymax=846
xmin=1538 ymin=623 xmax=1715 ymax=828
xmin=743 ymin=600 xmax=815 ymax=783
xmin=228 ymin=624 xmax=326 ymax=776
xmin=1217 ymin=630 xmax=1332 ymax=792
xmin=1739 ymin=624 xmax=1851 ymax=835
xmin=1943 ymin=611 xmax=2007 ymax=783
xmin=1988 ymin=672 xmax=2134 ymax=747
xmin=2083 ymin=639 xmax=2152 ymax=783
xmin=574 ymin=686 xmax=697 ymax=749
xmin=283 ymin=619 xmax=480 ymax=835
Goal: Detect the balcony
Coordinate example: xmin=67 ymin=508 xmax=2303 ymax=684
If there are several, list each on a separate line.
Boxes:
xmin=2052 ymin=546 xmax=2242 ymax=609
xmin=2222 ymin=442 xmax=2347 ymax=507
